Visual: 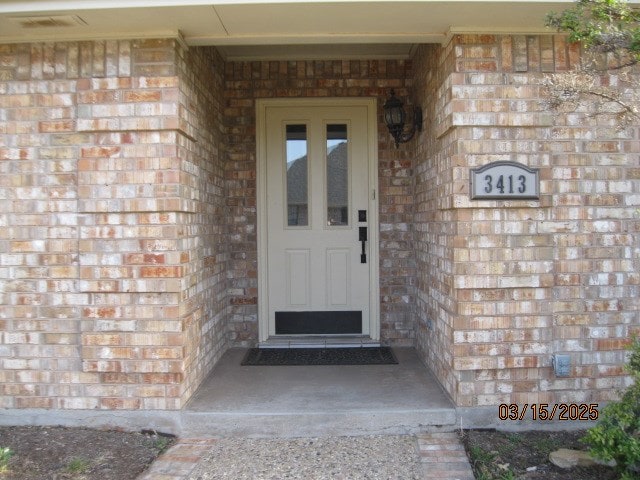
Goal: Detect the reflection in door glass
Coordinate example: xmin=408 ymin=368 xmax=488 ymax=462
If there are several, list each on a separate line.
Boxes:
xmin=327 ymin=124 xmax=348 ymax=226
xmin=286 ymin=124 xmax=308 ymax=226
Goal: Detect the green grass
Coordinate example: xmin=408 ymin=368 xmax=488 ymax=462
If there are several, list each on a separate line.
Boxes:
xmin=495 ymin=439 xmax=519 ymax=457
xmin=66 ymin=457 xmax=90 ymax=474
xmin=153 ymin=436 xmax=171 ymax=453
xmin=527 ymin=435 xmax=561 ymax=456
xmin=469 ymin=444 xmax=496 ymax=464
xmin=468 ymin=442 xmax=519 ymax=480
xmin=0 ymin=447 xmax=13 ymax=473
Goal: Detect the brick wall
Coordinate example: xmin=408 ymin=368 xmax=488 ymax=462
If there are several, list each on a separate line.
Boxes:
xmin=0 ymin=40 xmax=228 ymax=410
xmin=0 ymin=41 xmax=419 ymax=412
xmin=413 ymin=42 xmax=460 ymax=399
xmin=223 ymin=60 xmax=416 ymax=346
xmin=1 ymin=34 xmax=638 ymax=412
xmin=174 ymin=46 xmax=228 ymax=405
xmin=413 ymin=35 xmax=640 ymax=407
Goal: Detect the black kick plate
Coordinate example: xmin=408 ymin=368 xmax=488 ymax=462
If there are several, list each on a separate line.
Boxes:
xmin=275 ymin=311 xmax=362 ymax=335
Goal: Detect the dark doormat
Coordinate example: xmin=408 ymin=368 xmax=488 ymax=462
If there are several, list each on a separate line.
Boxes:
xmin=241 ymin=347 xmax=398 ymax=366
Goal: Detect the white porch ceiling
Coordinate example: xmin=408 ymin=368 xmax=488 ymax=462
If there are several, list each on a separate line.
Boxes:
xmin=0 ymin=0 xmax=588 ymax=60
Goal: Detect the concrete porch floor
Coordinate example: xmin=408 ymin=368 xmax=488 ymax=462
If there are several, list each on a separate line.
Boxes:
xmin=182 ymin=347 xmax=457 ymax=437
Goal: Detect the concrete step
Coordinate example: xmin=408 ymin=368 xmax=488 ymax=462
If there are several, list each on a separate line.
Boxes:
xmin=181 ymin=347 xmax=457 ymax=438
xmin=181 ymin=408 xmax=456 ymax=437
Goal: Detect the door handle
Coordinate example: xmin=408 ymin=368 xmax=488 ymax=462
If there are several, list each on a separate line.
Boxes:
xmin=359 ymin=226 xmax=367 ymax=242
xmin=359 ymin=227 xmax=367 ymax=263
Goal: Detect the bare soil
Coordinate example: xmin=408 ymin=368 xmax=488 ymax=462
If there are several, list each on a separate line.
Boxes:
xmin=461 ymin=429 xmax=619 ymax=480
xmin=0 ymin=426 xmax=174 ymax=480
xmin=0 ymin=425 xmax=622 ymax=480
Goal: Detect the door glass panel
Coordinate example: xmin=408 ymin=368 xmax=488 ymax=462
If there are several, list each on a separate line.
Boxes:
xmin=326 ymin=124 xmax=348 ymax=226
xmin=286 ymin=124 xmax=308 ymax=226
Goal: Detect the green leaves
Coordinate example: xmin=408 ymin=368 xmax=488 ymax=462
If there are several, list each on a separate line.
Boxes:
xmin=628 ymin=337 xmax=640 ymax=374
xmin=546 ymin=0 xmax=640 ymax=60
xmin=582 ymin=338 xmax=640 ymax=477
xmin=543 ymin=0 xmax=640 ymax=127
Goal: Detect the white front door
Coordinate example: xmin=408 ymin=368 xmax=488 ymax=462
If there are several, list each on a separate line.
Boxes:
xmin=256 ymin=99 xmax=379 ymax=342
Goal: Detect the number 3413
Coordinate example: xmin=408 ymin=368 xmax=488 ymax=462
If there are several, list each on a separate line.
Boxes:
xmin=484 ymin=174 xmax=527 ymax=195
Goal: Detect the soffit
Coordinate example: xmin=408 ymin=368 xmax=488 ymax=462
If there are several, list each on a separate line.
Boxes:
xmin=0 ymin=0 xmax=587 ymax=60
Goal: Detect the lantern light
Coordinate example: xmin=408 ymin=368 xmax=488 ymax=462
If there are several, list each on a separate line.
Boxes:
xmin=383 ymin=90 xmax=422 ymax=148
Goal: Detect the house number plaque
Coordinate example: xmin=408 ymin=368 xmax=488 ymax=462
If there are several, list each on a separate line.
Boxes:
xmin=470 ymin=161 xmax=539 ymax=200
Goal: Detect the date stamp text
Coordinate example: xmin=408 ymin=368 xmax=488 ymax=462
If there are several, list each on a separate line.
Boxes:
xmin=498 ymin=403 xmax=599 ymax=421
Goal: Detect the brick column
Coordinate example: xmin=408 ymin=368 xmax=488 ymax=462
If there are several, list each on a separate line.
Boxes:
xmin=77 ymin=77 xmax=186 ymax=409
xmin=77 ymin=43 xmax=229 ymax=409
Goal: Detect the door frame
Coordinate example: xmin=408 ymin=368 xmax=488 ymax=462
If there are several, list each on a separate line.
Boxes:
xmin=256 ymin=97 xmax=380 ymax=343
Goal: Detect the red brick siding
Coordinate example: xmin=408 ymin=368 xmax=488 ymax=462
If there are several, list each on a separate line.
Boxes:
xmin=413 ymin=35 xmax=639 ymax=406
xmin=1 ymin=34 xmax=638 ymax=411
xmin=0 ymin=40 xmax=228 ymax=410
xmin=175 ymin=46 xmax=228 ymax=405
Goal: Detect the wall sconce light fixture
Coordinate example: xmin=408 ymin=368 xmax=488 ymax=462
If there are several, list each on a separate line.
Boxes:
xmin=383 ymin=90 xmax=423 ymax=148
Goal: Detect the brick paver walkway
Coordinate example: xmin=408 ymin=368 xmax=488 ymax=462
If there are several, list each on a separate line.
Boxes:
xmin=418 ymin=432 xmax=476 ymax=480
xmin=137 ymin=438 xmax=217 ymax=480
xmin=138 ymin=432 xmax=475 ymax=479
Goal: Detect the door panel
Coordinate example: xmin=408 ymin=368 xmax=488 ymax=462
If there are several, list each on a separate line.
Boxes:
xmin=257 ymin=99 xmax=379 ymax=341
xmin=327 ymin=248 xmax=350 ymax=307
xmin=285 ymin=249 xmax=310 ymax=307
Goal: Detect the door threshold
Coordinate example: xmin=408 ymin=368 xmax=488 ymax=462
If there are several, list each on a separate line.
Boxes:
xmin=259 ymin=336 xmax=381 ymax=349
